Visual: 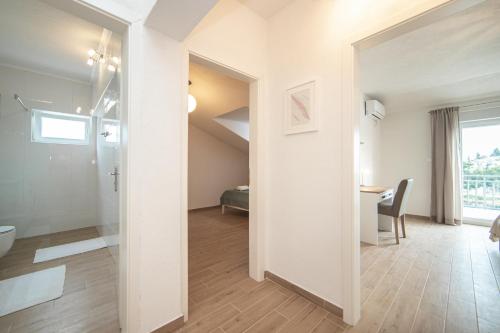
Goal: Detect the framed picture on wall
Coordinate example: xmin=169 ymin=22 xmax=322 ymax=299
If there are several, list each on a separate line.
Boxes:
xmin=284 ymin=80 xmax=318 ymax=135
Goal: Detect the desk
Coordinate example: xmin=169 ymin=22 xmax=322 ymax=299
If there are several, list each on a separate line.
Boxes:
xmin=360 ymin=186 xmax=394 ymax=245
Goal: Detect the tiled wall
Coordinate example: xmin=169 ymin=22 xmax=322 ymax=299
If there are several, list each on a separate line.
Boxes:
xmin=0 ymin=65 xmax=97 ymax=238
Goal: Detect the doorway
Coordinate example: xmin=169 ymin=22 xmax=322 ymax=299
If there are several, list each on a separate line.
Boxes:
xmin=342 ymin=0 xmax=498 ymax=325
xmin=183 ymin=52 xmax=265 ymax=320
xmin=461 ymin=112 xmax=500 ymax=225
xmin=0 ymin=1 xmax=127 ymax=331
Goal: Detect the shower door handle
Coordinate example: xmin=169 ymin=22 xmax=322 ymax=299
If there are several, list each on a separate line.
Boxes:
xmin=109 ymin=167 xmax=119 ymax=192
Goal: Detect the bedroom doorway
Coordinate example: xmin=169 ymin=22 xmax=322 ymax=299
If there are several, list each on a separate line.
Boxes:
xmin=345 ymin=0 xmax=499 ymax=326
xmin=184 ymin=53 xmax=264 ymax=321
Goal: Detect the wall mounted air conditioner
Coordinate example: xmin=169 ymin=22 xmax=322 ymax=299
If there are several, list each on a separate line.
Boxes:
xmin=365 ymin=100 xmax=386 ymax=120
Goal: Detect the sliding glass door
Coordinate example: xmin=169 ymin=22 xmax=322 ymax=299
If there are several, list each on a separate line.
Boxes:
xmin=461 ymin=117 xmax=500 ymax=225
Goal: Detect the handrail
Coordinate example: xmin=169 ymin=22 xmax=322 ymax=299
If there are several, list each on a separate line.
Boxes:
xmin=463 ymin=174 xmax=500 ymax=210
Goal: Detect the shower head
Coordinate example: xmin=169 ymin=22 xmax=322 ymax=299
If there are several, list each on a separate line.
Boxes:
xmin=14 ymin=94 xmax=29 ymax=111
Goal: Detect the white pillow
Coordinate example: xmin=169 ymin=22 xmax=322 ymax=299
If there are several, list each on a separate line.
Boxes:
xmin=236 ymin=185 xmax=249 ymax=191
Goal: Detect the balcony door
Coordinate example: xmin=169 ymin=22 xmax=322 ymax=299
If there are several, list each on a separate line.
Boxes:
xmin=461 ymin=114 xmax=500 ymax=226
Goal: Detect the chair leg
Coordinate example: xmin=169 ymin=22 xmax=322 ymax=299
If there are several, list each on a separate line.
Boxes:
xmin=401 ymin=215 xmax=406 ymax=238
xmin=222 ymin=205 xmax=225 ymax=215
xmin=393 ymin=217 xmax=400 ymax=244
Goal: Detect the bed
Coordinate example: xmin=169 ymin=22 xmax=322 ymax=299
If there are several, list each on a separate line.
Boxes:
xmin=220 ymin=189 xmax=249 ymax=214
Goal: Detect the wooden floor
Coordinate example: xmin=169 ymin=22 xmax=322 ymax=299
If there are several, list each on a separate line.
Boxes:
xmin=185 ymin=208 xmax=500 ymax=333
xmin=0 ymin=227 xmax=119 ymax=333
xmin=4 ymin=211 xmax=496 ymax=333
xmin=356 ymin=218 xmax=500 ymax=333
xmin=183 ymin=207 xmax=347 ymax=333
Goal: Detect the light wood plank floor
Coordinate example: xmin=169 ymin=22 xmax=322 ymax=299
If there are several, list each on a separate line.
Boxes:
xmin=0 ymin=227 xmax=119 ymax=333
xmin=355 ymin=218 xmax=500 ymax=333
xmin=184 ymin=208 xmax=500 ymax=333
xmin=183 ymin=207 xmax=347 ymax=333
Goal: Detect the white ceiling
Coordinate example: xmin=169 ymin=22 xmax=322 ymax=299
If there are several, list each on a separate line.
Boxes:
xmin=360 ymin=0 xmax=500 ymax=112
xmin=238 ymin=0 xmax=295 ymax=19
xmin=189 ymin=61 xmax=249 ymax=153
xmin=0 ymin=0 xmax=107 ymax=82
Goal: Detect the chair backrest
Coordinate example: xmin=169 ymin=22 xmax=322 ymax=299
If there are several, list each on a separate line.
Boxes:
xmin=392 ymin=178 xmax=414 ymax=217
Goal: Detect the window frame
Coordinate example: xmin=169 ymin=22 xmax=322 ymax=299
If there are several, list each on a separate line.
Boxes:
xmin=31 ymin=109 xmax=92 ymax=145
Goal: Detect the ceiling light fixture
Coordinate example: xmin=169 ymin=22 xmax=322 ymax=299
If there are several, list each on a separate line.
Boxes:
xmin=87 ymin=49 xmax=121 ymax=73
xmin=188 ymin=94 xmax=197 ymax=113
xmin=87 ymin=48 xmax=103 ymax=67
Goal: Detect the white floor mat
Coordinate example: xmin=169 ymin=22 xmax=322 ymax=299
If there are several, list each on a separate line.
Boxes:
xmin=0 ymin=265 xmax=66 ymax=317
xmin=34 ymin=237 xmax=107 ymax=263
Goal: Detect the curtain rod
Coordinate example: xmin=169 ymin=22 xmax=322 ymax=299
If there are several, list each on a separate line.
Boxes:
xmin=459 ymin=99 xmax=500 ymax=108
xmin=430 ymin=99 xmax=500 ymax=113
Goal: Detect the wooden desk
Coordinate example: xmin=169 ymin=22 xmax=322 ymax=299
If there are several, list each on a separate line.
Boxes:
xmin=360 ymin=186 xmax=394 ymax=245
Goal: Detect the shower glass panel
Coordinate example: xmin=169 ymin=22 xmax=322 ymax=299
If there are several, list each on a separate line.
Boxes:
xmin=95 ymin=73 xmax=121 ymax=264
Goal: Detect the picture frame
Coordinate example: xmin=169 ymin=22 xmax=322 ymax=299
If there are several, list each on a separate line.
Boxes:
xmin=284 ymin=80 xmax=318 ymax=135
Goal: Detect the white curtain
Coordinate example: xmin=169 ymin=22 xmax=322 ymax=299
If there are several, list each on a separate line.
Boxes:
xmin=430 ymin=107 xmax=463 ymax=225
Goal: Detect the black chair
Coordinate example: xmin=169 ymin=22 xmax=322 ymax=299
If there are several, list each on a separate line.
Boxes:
xmin=378 ymin=179 xmax=414 ymax=244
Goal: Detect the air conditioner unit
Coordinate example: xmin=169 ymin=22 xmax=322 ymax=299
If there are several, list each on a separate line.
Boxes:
xmin=365 ymin=100 xmax=386 ymax=120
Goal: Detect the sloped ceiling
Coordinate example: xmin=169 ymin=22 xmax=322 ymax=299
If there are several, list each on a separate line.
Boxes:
xmin=189 ymin=61 xmax=249 ymax=153
xmin=360 ymin=0 xmax=500 ymax=112
xmin=238 ymin=0 xmax=295 ymax=19
xmin=214 ymin=107 xmax=249 ymax=141
xmin=0 ymin=0 xmax=106 ymax=83
xmin=145 ymin=0 xmax=218 ymax=41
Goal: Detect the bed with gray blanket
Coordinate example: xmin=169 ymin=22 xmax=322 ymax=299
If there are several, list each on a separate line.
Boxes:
xmin=220 ymin=189 xmax=249 ymax=214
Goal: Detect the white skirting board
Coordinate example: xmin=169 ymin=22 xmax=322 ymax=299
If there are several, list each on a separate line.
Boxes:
xmin=0 ymin=265 xmax=66 ymax=317
xmin=34 ymin=237 xmax=107 ymax=263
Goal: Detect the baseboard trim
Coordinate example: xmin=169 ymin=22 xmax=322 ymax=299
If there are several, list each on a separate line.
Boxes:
xmin=152 ymin=316 xmax=184 ymax=333
xmin=264 ymin=271 xmax=343 ymax=318
xmin=406 ymin=214 xmax=431 ymax=221
xmin=188 ymin=205 xmax=220 ymax=212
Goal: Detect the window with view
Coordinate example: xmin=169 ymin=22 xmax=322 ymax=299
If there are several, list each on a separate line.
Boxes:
xmin=31 ymin=109 xmax=92 ymax=145
xmin=461 ymin=120 xmax=500 ymax=223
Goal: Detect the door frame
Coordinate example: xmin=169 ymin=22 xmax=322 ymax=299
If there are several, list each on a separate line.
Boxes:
xmin=340 ymin=0 xmax=485 ymax=324
xmin=47 ymin=1 xmax=138 ymax=331
xmin=181 ymin=50 xmax=267 ymax=318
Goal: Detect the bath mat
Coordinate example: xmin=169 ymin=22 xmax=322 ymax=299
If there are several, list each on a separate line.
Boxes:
xmin=0 ymin=265 xmax=65 ymax=317
xmin=34 ymin=237 xmax=107 ymax=263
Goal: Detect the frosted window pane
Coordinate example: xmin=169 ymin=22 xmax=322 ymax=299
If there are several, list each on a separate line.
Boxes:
xmin=41 ymin=117 xmax=86 ymax=140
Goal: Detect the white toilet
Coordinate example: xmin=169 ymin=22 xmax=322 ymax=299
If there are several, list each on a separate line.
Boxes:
xmin=0 ymin=226 xmax=16 ymax=258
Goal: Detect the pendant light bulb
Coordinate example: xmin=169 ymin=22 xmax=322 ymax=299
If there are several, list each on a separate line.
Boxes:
xmin=188 ymin=94 xmax=197 ymax=113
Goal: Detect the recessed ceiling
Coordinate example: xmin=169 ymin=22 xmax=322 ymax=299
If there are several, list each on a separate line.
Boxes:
xmin=0 ymin=0 xmax=108 ymax=83
xmin=189 ymin=61 xmax=249 ymax=153
xmin=238 ymin=0 xmax=295 ymax=19
xmin=360 ymin=0 xmax=500 ymax=112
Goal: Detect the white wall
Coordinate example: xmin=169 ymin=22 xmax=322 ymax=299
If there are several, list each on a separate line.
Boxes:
xmin=360 ymin=98 xmax=382 ymax=186
xmin=188 ymin=124 xmax=249 ymax=210
xmin=127 ymin=24 xmax=185 ymax=333
xmin=378 ymin=110 xmax=432 ymax=216
xmin=266 ymin=0 xmax=345 ymax=306
xmin=0 ymin=64 xmax=97 ymax=238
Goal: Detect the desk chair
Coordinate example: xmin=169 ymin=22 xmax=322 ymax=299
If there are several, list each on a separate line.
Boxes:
xmin=378 ymin=178 xmax=414 ymax=244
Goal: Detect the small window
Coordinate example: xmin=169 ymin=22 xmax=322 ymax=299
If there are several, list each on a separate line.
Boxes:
xmin=32 ymin=110 xmax=91 ymax=145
